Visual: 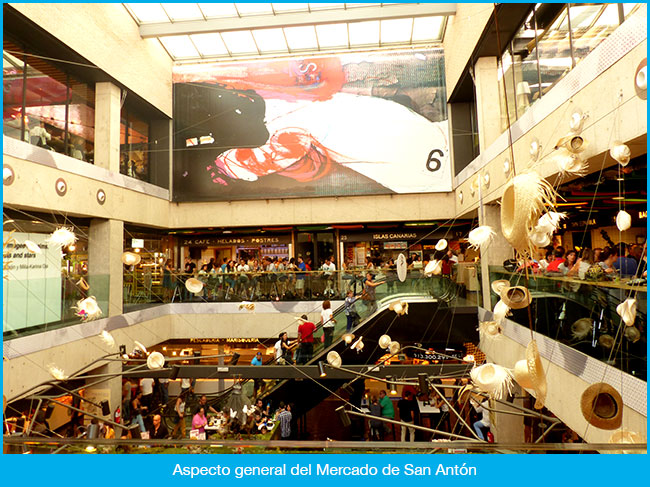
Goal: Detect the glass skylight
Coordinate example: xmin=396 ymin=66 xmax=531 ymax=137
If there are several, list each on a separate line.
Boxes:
xmin=348 ymin=20 xmax=380 ymax=46
xmin=220 ymin=30 xmax=259 ymax=54
xmin=162 ymin=3 xmax=204 ymax=21
xmin=284 ymin=25 xmax=319 ymax=50
xmin=159 ymin=35 xmax=199 ymax=59
xmin=252 ymin=28 xmax=289 ymax=53
xmin=315 ymin=23 xmax=349 ymax=48
xmin=190 ymin=33 xmax=230 ymax=57
xmin=380 ymin=17 xmax=413 ymax=44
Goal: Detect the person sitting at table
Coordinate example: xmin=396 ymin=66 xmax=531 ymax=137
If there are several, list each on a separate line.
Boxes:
xmin=192 ymin=406 xmax=208 ymax=436
xmin=197 ymin=395 xmax=218 ymax=416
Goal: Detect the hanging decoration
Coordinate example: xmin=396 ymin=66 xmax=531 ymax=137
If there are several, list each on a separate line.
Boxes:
xmin=478 ymin=321 xmax=502 ymax=341
xmin=122 ymin=252 xmax=141 ymax=266
xmin=388 ymin=300 xmax=409 ymax=316
xmin=470 ymin=363 xmax=514 ymax=400
xmin=512 ymin=340 xmax=547 ymax=410
xmin=326 ymin=350 xmax=342 ymax=367
xmin=493 ymin=300 xmax=511 ymax=322
xmin=47 ymin=364 xmax=67 ymax=381
xmin=570 ymin=318 xmax=593 ymax=340
xmin=609 ymin=142 xmax=631 ymax=166
xmin=616 ymin=210 xmax=632 ymax=231
xmin=616 ymin=298 xmax=637 ymax=327
xmin=73 ymin=296 xmax=102 ymax=322
xmin=47 ymin=227 xmax=77 ymax=248
xmin=239 ymin=301 xmax=256 ymax=312
xmin=467 ymin=226 xmax=496 ymax=250
xmin=24 ymin=240 xmax=41 ymax=254
xmin=99 ymin=330 xmax=116 ymax=348
xmin=146 ymin=351 xmax=165 ymax=370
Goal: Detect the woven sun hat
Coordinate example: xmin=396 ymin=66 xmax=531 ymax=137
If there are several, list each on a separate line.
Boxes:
xmin=616 ymin=210 xmax=632 ymax=232
xmin=134 ymin=340 xmax=148 ymax=355
xmin=47 ymin=227 xmax=77 ymax=247
xmin=598 ymin=334 xmax=615 ymax=349
xmin=146 ymin=351 xmax=165 ymax=370
xmin=121 ymin=251 xmax=141 ymax=266
xmin=388 ymin=341 xmax=400 ymax=355
xmin=493 ymin=300 xmax=510 ymax=322
xmin=610 ymin=142 xmax=631 ymax=166
xmin=519 ymin=340 xmax=547 ymax=409
xmin=624 ymin=326 xmax=641 ymax=343
xmin=554 ymin=134 xmax=588 ymax=154
xmin=478 ymin=321 xmax=502 ymax=340
xmin=470 ymin=363 xmax=513 ymax=400
xmin=396 ymin=253 xmax=407 ymax=282
xmin=500 ymin=172 xmax=557 ymax=257
xmin=24 ymin=240 xmax=41 ymax=254
xmin=326 ymin=351 xmax=342 ymax=367
xmin=185 ymin=277 xmax=204 ymax=294
xmin=341 ymin=333 xmax=355 ymax=345
xmin=580 ymin=382 xmax=623 ymax=430
xmin=536 ymin=211 xmax=566 ymax=234
xmin=513 ymin=360 xmax=533 ymax=389
xmin=467 ymin=225 xmax=496 ymax=250
xmin=491 ymin=279 xmax=510 ymax=295
xmin=500 ymin=286 xmax=532 ymax=309
xmin=608 ymin=430 xmax=646 ymax=454
xmin=388 ymin=300 xmax=408 ymax=315
xmin=570 ymin=318 xmax=593 ymax=340
xmin=378 ymin=334 xmax=392 ymax=349
xmin=435 ymin=239 xmax=448 ymax=251
xmin=424 ymin=259 xmax=442 ymax=276
xmin=616 ymin=298 xmax=637 ymax=327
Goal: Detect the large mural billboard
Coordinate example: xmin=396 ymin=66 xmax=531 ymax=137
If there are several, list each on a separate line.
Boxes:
xmin=172 ymin=49 xmax=449 ymax=202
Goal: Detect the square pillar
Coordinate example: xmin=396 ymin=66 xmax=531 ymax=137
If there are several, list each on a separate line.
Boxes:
xmin=478 ymin=202 xmax=513 ymax=309
xmin=88 ymin=218 xmax=123 ymax=316
xmin=474 ymin=57 xmax=502 ymax=152
xmin=94 ymin=82 xmax=121 ymax=172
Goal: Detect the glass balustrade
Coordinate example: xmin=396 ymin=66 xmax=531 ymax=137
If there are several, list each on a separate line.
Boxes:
xmin=483 ymin=266 xmax=646 ymax=380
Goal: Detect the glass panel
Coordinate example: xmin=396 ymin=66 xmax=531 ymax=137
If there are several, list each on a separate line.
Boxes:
xmin=536 ymin=6 xmax=572 ymax=96
xmin=120 ymin=107 xmax=150 ymax=181
xmin=66 ymin=78 xmax=95 ymax=162
xmin=252 ymin=28 xmax=288 ymax=53
xmin=126 ymin=3 xmax=170 ymax=23
xmin=623 ymin=3 xmax=642 ymax=19
xmin=220 ymin=31 xmax=259 ymax=54
xmin=161 ymin=3 xmax=205 ymax=21
xmin=571 ymin=4 xmax=620 ymax=67
xmin=198 ymin=3 xmax=239 ymax=18
xmin=159 ymin=36 xmax=200 ymax=59
xmin=412 ymin=16 xmax=444 ymax=41
xmin=3 ymin=49 xmax=25 ymax=141
xmin=191 ymin=33 xmax=230 ymax=57
xmin=315 ymin=23 xmax=349 ymax=48
xmin=497 ymin=48 xmax=517 ymax=133
xmin=309 ymin=3 xmax=346 ymax=11
xmin=348 ymin=20 xmax=380 ymax=46
xmin=23 ymin=53 xmax=68 ymax=156
xmin=235 ymin=3 xmax=274 ymax=16
xmin=284 ymin=26 xmax=318 ymax=50
xmin=510 ymin=9 xmax=541 ymax=119
xmin=272 ymin=3 xmax=310 ymax=13
xmin=380 ymin=18 xmax=413 ymax=44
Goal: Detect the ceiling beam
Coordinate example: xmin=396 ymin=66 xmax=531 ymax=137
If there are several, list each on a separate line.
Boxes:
xmin=139 ymin=4 xmax=457 ymax=38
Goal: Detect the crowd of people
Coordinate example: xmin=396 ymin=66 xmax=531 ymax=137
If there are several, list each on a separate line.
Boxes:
xmin=519 ymin=243 xmax=647 ymax=280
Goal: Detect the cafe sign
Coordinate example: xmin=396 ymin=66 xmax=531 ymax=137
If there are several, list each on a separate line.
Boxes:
xmin=182 ymin=235 xmax=291 ymax=246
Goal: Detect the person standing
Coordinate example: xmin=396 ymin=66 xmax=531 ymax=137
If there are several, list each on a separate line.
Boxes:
xmin=139 ymin=377 xmax=154 ymax=411
xmin=251 ymin=351 xmax=263 ymax=366
xmin=320 ymin=300 xmax=336 ymax=348
xmin=171 ymin=391 xmax=187 ymax=439
xmin=397 ymin=390 xmax=417 ymax=442
xmin=344 ymin=290 xmax=357 ymax=332
xmin=277 ymin=402 xmax=292 ymax=440
xmin=251 ymin=351 xmax=264 ymax=397
xmin=362 ymin=272 xmax=383 ymax=314
xmin=378 ymin=390 xmax=394 ymax=440
xmin=297 ymin=314 xmax=316 ymax=364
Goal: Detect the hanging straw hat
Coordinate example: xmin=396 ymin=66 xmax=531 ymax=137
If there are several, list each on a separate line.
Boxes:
xmin=610 ymin=142 xmax=631 ymax=166
xmin=536 ymin=211 xmax=566 ymax=234
xmin=47 ymin=227 xmax=77 ymax=247
xmin=493 ymin=300 xmax=511 ymax=322
xmin=554 ymin=134 xmax=588 ymax=153
xmin=529 ymin=230 xmax=551 ymax=248
xmin=570 ymin=318 xmax=593 ymax=340
xmin=608 ymin=430 xmax=646 ymax=454
xmin=616 ymin=298 xmax=637 ymax=327
xmin=185 ymin=277 xmax=204 ymax=294
xmin=147 ymin=351 xmax=165 ymax=370
xmin=388 ymin=341 xmax=400 ymax=355
xmin=491 ymin=279 xmax=510 ymax=295
xmin=77 ymin=277 xmax=90 ymax=292
xmin=500 ymin=172 xmax=557 ymax=258
xmin=378 ymin=334 xmax=392 ymax=350
xmin=467 ymin=226 xmax=496 ymax=250
xmin=580 ymin=383 xmax=623 ymax=430
xmin=435 ymin=239 xmax=448 ymax=251
xmin=341 ymin=333 xmax=355 ymax=345
xmin=351 ymin=336 xmax=365 ymax=352
xmin=513 ymin=340 xmax=547 ymax=409
xmin=624 ymin=326 xmax=641 ymax=343
xmin=424 ymin=259 xmax=442 ymax=276
xmin=553 ymin=148 xmax=588 ymax=177
xmin=616 ymin=210 xmax=632 ymax=232
xmin=598 ymin=334 xmax=615 ymax=349
xmin=239 ymin=301 xmax=255 ymax=311
xmin=100 ymin=330 xmax=115 ymax=348
xmin=121 ymin=251 xmax=141 ymax=266
xmin=500 ymin=286 xmax=532 ymax=309
xmin=470 ymin=363 xmax=513 ymax=400
xmin=396 ymin=253 xmax=407 ymax=282
xmin=478 ymin=321 xmax=502 ymax=340
xmin=326 ymin=351 xmax=342 ymax=367
xmin=24 ymin=240 xmax=41 ymax=254
xmin=388 ymin=300 xmax=408 ymax=316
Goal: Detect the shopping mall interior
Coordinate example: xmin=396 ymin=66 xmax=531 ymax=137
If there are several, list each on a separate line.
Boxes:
xmin=2 ymin=3 xmax=647 ymax=454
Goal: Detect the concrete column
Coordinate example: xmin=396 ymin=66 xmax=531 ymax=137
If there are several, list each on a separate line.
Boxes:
xmin=83 ymin=361 xmax=122 ymax=432
xmin=88 ymin=218 xmax=123 ymax=316
xmin=478 ymin=202 xmax=513 ymax=309
xmin=473 ymin=57 xmax=501 ymax=152
xmin=491 ymin=394 xmax=525 ymax=443
xmin=94 ymin=82 xmax=121 ymax=172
